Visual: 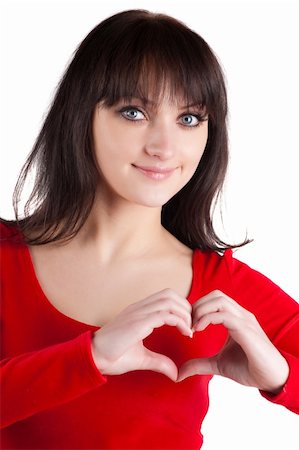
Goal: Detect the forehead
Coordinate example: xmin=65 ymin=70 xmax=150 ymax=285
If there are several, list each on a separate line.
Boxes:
xmin=100 ymin=56 xmax=208 ymax=107
xmin=102 ymin=71 xmax=206 ymax=110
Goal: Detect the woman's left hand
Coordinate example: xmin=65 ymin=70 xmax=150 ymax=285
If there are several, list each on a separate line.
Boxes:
xmin=177 ymin=290 xmax=289 ymax=394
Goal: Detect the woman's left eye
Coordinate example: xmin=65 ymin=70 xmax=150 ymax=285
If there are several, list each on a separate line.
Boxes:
xmin=179 ymin=114 xmax=200 ymax=127
xmin=120 ymin=107 xmax=145 ymax=121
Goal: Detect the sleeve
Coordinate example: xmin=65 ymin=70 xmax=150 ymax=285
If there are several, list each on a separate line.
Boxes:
xmin=226 ymin=250 xmax=299 ymax=413
xmin=0 ymin=330 xmax=107 ymax=429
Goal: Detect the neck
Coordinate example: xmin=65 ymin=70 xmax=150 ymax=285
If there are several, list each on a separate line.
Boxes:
xmin=74 ymin=194 xmax=168 ymax=265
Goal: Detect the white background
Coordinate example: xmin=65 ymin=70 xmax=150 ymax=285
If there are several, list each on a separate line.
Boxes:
xmin=0 ymin=0 xmax=298 ymax=448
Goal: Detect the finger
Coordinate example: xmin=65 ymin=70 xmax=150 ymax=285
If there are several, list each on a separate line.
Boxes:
xmin=177 ymin=357 xmax=218 ymax=382
xmin=193 ymin=290 xmax=242 ymax=311
xmin=193 ymin=311 xmax=240 ymax=333
xmin=192 ymin=297 xmax=243 ymax=329
xmin=139 ymin=297 xmax=192 ymax=329
xmin=141 ymin=348 xmax=178 ymax=382
xmin=127 ymin=289 xmax=192 ymax=329
xmin=144 ymin=311 xmax=193 ymax=338
xmin=192 ymin=290 xmax=247 ymax=328
xmin=136 ymin=288 xmax=192 ymax=315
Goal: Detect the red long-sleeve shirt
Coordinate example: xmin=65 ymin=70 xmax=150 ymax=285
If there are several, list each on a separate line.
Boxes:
xmin=1 ymin=222 xmax=299 ymax=449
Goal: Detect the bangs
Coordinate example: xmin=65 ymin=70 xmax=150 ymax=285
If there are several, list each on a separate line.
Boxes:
xmin=94 ymin=13 xmax=226 ymax=120
xmin=15 ymin=10 xmax=232 ymax=250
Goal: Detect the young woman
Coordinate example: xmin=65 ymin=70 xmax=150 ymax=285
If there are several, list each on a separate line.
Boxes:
xmin=1 ymin=9 xmax=298 ymax=450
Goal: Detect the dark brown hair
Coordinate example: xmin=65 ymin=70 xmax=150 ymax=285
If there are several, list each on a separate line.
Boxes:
xmin=2 ymin=9 xmax=250 ymax=251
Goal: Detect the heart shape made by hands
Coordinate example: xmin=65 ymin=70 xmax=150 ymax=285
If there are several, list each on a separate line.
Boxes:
xmin=144 ymin=323 xmax=228 ymax=382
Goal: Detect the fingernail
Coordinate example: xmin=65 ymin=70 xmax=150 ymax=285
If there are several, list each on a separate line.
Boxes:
xmin=192 ymin=322 xmax=199 ymax=332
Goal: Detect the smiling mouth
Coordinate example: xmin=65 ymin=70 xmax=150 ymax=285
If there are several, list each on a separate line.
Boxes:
xmin=132 ymin=164 xmax=177 ymax=180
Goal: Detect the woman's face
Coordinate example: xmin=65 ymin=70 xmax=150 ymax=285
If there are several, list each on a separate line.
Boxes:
xmin=92 ymin=96 xmax=209 ymax=207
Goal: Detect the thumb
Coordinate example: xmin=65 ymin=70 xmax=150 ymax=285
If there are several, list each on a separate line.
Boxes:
xmin=141 ymin=348 xmax=178 ymax=382
xmin=177 ymin=357 xmax=218 ymax=382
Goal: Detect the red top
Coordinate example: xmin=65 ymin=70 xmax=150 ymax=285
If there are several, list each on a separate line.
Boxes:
xmin=1 ymin=222 xmax=299 ymax=449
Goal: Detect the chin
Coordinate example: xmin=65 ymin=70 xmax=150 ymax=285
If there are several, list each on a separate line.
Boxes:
xmin=131 ymin=192 xmax=175 ymax=208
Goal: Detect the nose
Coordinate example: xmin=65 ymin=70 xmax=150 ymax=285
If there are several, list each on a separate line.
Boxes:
xmin=144 ymin=120 xmax=176 ymax=160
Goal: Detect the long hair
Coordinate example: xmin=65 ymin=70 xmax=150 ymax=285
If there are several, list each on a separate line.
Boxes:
xmin=2 ymin=9 xmax=250 ymax=251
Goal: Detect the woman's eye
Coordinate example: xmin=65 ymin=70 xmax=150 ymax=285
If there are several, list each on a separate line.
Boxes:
xmin=180 ymin=114 xmax=201 ymax=127
xmin=120 ymin=107 xmax=145 ymax=121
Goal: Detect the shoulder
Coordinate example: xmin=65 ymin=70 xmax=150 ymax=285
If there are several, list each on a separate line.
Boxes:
xmin=0 ymin=219 xmax=21 ymax=236
xmin=186 ymin=248 xmax=234 ymax=301
xmin=0 ymin=219 xmax=25 ymax=252
xmin=195 ymin=247 xmax=233 ymax=279
xmin=196 ymin=247 xmax=286 ymax=294
xmin=191 ymin=247 xmax=291 ymax=301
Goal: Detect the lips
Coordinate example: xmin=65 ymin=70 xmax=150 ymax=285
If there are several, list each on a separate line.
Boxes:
xmin=132 ymin=164 xmax=177 ymax=180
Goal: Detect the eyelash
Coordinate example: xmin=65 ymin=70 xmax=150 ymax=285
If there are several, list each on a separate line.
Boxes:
xmin=118 ymin=105 xmax=207 ymax=129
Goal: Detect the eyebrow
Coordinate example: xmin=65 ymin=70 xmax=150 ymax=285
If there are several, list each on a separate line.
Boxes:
xmin=121 ymin=96 xmax=205 ymax=111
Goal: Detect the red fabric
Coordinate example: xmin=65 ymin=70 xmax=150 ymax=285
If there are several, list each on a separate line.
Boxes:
xmin=1 ymin=222 xmax=298 ymax=449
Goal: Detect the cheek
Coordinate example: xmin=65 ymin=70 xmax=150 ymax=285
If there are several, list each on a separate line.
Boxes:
xmin=184 ymin=136 xmax=207 ymax=168
xmin=179 ymin=130 xmax=208 ymax=182
xmin=94 ymin=120 xmax=143 ymax=164
xmin=193 ymin=126 xmax=208 ymax=162
xmin=93 ymin=130 xmax=125 ymax=172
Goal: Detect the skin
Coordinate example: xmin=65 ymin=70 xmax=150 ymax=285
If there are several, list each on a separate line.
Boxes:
xmin=29 ymin=92 xmax=288 ymax=393
xmin=93 ymin=97 xmax=208 ymax=210
xmin=85 ymin=94 xmax=288 ymax=393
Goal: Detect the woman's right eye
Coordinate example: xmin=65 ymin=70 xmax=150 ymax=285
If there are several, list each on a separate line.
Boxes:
xmin=119 ymin=107 xmax=146 ymax=121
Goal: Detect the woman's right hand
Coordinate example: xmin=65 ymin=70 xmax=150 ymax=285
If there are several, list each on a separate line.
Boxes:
xmin=91 ymin=289 xmax=193 ymax=381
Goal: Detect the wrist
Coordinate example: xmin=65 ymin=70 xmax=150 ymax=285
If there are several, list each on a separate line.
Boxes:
xmin=90 ymin=334 xmax=111 ymax=375
xmin=262 ymin=356 xmax=289 ymax=395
